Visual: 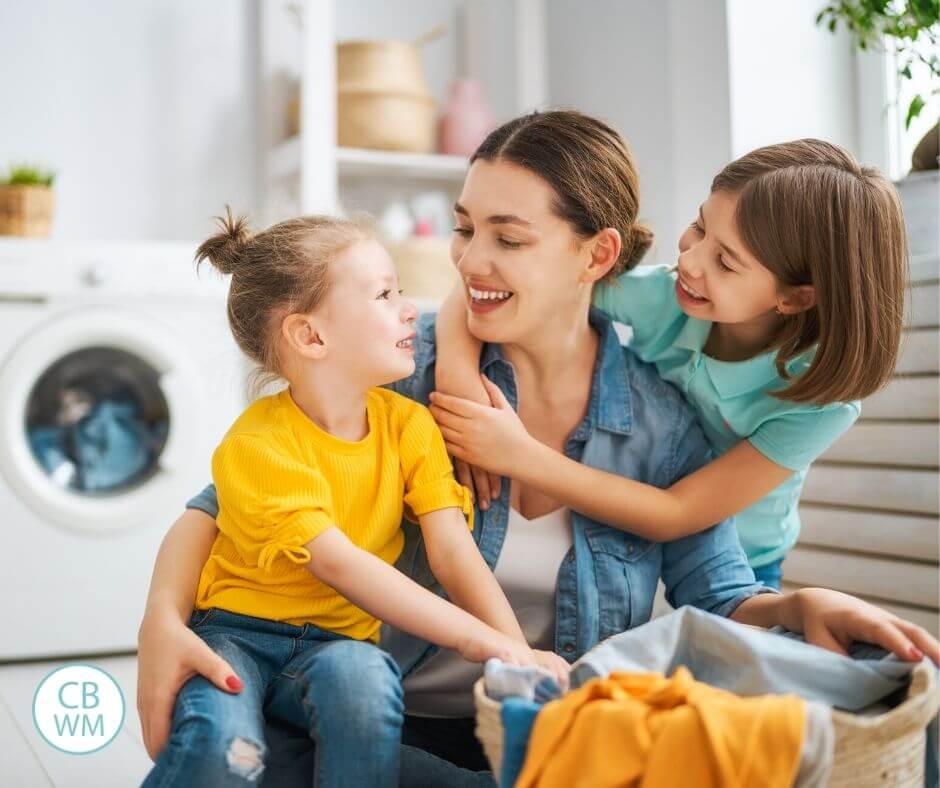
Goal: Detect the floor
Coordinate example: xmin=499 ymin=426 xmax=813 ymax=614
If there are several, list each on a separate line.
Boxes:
xmin=0 ymin=654 xmax=151 ymax=787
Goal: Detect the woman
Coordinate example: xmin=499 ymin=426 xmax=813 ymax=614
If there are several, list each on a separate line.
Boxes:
xmin=138 ymin=111 xmax=938 ymax=786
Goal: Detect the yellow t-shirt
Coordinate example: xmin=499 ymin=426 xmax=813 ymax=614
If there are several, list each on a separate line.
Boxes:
xmin=195 ymin=386 xmax=473 ymax=642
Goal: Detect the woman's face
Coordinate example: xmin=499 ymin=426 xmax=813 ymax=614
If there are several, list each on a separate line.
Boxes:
xmin=450 ymin=158 xmax=591 ymax=345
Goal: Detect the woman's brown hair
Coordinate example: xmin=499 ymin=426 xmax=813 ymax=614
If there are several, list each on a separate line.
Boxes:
xmin=712 ymin=139 xmax=908 ymax=404
xmin=470 ymin=110 xmax=653 ymax=278
xmin=195 ymin=207 xmax=371 ymax=395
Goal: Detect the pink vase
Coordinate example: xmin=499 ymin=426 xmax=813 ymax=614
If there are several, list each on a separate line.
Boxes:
xmin=438 ymin=79 xmax=495 ymax=156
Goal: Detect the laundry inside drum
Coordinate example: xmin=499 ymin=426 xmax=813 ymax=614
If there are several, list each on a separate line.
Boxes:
xmin=25 ymin=346 xmax=170 ymax=495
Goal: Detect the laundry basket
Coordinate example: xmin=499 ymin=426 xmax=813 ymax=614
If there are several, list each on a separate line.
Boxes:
xmin=473 ymin=662 xmax=937 ymax=787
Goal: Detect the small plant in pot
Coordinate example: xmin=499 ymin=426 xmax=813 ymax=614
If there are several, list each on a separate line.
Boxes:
xmin=817 ymin=0 xmax=939 ymax=170
xmin=0 ymin=164 xmax=57 ymax=237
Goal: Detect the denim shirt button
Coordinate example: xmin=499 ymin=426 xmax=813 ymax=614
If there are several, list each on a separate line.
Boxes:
xmin=563 ymin=643 xmax=575 ymax=653
xmin=627 ymin=544 xmax=635 ymax=554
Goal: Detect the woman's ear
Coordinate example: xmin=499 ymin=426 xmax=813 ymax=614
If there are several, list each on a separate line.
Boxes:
xmin=581 ymin=228 xmax=622 ymax=284
xmin=282 ymin=313 xmax=327 ymax=359
xmin=777 ymin=284 xmax=816 ymax=315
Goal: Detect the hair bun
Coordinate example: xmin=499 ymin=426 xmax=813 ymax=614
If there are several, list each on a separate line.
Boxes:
xmin=195 ymin=205 xmax=252 ymax=275
xmin=623 ymin=222 xmax=653 ymax=270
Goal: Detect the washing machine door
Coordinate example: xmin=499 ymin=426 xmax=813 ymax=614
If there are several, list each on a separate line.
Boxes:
xmin=0 ymin=306 xmax=208 ymax=533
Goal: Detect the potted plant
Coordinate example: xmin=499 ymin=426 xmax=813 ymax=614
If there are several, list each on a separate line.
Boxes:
xmin=0 ymin=164 xmax=57 ymax=237
xmin=817 ymin=0 xmax=938 ymax=170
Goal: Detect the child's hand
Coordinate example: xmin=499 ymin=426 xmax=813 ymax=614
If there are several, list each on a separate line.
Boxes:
xmin=137 ymin=606 xmax=242 ymax=760
xmin=532 ymin=649 xmax=571 ymax=691
xmin=458 ymin=627 xmax=535 ymax=667
xmin=430 ymin=375 xmax=535 ymax=480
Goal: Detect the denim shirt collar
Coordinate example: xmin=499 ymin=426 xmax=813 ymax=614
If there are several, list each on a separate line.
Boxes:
xmin=478 ymin=306 xmax=632 ymax=436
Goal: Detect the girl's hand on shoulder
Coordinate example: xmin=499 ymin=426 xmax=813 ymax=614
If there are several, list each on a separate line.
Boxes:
xmin=789 ymin=587 xmax=939 ymax=665
xmin=532 ymin=649 xmax=571 ymax=692
xmin=430 ymin=375 xmax=535 ymax=480
xmin=137 ymin=606 xmax=241 ymax=760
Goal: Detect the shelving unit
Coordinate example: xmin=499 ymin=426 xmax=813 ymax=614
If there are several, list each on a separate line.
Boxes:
xmin=268 ymin=138 xmax=470 ymax=184
xmin=258 ymin=0 xmax=548 ymax=223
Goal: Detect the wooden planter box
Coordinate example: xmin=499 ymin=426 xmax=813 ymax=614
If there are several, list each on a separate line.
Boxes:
xmin=0 ymin=185 xmax=55 ymax=237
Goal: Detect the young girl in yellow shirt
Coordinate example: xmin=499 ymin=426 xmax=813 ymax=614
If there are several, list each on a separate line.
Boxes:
xmin=142 ymin=211 xmax=565 ymax=788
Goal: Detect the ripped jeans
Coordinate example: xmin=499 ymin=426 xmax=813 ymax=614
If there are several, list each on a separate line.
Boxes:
xmin=142 ymin=607 xmax=404 ymax=788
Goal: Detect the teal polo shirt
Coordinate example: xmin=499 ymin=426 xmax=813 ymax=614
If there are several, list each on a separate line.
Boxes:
xmin=595 ymin=265 xmax=860 ymax=567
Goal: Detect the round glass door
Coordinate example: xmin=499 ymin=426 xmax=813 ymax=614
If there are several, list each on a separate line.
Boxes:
xmin=25 ymin=346 xmax=170 ymax=495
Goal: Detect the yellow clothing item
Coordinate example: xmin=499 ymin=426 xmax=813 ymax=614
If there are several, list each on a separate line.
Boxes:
xmin=195 ymin=386 xmax=473 ymax=642
xmin=516 ymin=667 xmax=805 ymax=788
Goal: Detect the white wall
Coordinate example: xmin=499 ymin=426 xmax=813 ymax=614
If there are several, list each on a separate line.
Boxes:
xmin=0 ymin=0 xmax=259 ymax=242
xmin=725 ymin=0 xmax=859 ymax=158
xmin=545 ymin=0 xmax=733 ymax=263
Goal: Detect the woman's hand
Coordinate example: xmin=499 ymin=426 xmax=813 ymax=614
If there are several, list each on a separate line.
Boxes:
xmin=533 ymin=649 xmax=571 ymax=692
xmin=137 ymin=606 xmax=242 ymax=760
xmin=783 ymin=588 xmax=939 ymax=664
xmin=430 ymin=375 xmax=536 ymax=479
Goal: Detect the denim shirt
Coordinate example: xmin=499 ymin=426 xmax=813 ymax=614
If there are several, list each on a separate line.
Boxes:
xmin=186 ymin=308 xmax=771 ymax=679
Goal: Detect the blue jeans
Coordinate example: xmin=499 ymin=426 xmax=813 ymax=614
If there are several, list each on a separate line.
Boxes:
xmin=142 ymin=608 xmax=406 ymax=788
xmin=752 ymin=558 xmax=784 ymax=591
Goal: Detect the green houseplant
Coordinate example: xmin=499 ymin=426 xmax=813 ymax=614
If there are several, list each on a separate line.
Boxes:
xmin=817 ymin=0 xmax=939 ymax=169
xmin=0 ymin=164 xmax=57 ymax=237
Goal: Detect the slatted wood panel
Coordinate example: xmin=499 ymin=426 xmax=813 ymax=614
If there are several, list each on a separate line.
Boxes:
xmin=822 ymin=422 xmax=937 ymax=467
xmin=862 ymin=377 xmax=938 ymax=420
xmin=786 ymin=174 xmax=939 ymax=632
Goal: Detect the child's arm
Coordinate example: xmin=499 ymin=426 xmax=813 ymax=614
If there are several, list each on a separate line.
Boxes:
xmin=420 ymin=507 xmax=525 ymax=642
xmin=435 ymin=284 xmax=501 ymax=508
xmin=430 ymin=377 xmax=793 ymax=540
xmin=302 ymin=526 xmax=533 ymax=665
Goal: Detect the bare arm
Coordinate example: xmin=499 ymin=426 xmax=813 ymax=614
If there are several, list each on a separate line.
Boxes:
xmin=304 ymin=526 xmax=533 ymax=665
xmin=434 ymin=284 xmax=502 ymax=508
xmin=435 ymin=283 xmax=485 ymax=395
xmin=420 ymin=507 xmax=526 ymax=642
xmin=141 ymin=508 xmax=218 ymax=624
xmin=514 ymin=438 xmax=792 ymax=540
xmin=430 ymin=382 xmax=792 ymax=540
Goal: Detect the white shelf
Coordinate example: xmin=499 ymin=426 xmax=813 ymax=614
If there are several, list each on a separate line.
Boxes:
xmin=269 ymin=137 xmax=469 ymax=183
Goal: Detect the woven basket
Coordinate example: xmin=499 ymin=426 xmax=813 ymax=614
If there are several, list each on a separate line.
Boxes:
xmin=0 ymin=185 xmax=55 ymax=237
xmin=474 ymin=662 xmax=938 ymax=787
xmin=337 ymin=41 xmax=435 ymax=153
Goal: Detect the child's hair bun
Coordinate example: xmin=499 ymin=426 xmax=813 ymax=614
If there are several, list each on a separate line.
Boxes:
xmin=195 ymin=205 xmax=252 ymax=275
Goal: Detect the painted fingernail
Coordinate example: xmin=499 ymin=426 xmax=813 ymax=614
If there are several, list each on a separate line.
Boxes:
xmin=910 ymin=647 xmax=924 ymax=661
xmin=226 ymin=675 xmax=243 ymax=690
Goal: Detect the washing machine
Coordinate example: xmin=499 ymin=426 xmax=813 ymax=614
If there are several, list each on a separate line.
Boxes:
xmin=0 ymin=239 xmax=248 ymax=659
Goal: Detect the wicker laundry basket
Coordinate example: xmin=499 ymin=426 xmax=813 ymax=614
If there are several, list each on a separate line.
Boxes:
xmin=474 ymin=662 xmax=938 ymax=787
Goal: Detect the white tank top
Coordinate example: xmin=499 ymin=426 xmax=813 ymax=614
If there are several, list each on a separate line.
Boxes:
xmin=403 ymin=505 xmax=573 ymax=718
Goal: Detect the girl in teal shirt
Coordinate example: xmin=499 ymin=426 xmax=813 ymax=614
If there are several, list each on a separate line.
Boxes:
xmin=430 ymin=138 xmax=907 ymax=590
